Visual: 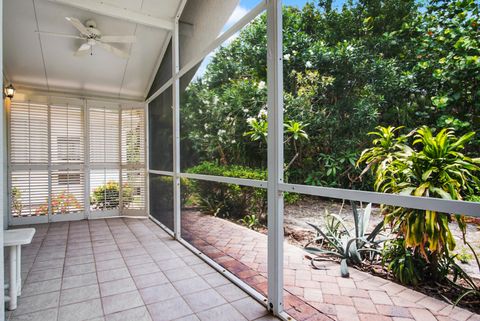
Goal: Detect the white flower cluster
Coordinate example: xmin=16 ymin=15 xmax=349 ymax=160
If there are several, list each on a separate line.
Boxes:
xmin=258 ymin=109 xmax=267 ymax=118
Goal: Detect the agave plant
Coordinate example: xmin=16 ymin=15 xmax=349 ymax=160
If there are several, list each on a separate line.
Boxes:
xmin=305 ymin=202 xmax=385 ymax=277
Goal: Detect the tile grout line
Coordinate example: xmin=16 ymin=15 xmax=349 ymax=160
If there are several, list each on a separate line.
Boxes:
xmin=124 ymin=218 xmax=203 ymax=319
xmin=103 ymin=218 xmax=147 ymax=318
xmin=56 ymin=221 xmax=70 ymax=321
xmin=90 ymin=219 xmax=109 ymax=319
xmin=144 ymin=219 xmax=272 ymax=321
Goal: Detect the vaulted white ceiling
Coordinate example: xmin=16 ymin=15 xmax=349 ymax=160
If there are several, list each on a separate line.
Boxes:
xmin=4 ymin=0 xmax=182 ymax=101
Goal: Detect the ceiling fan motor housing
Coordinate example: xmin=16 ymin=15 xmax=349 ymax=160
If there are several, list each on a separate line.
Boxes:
xmin=85 ymin=19 xmax=97 ymax=28
xmin=84 ymin=19 xmax=101 ymax=39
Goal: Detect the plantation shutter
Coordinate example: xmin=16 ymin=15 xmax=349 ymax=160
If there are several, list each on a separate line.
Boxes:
xmin=50 ymin=104 xmax=84 ymax=164
xmin=121 ymin=169 xmax=145 ymax=210
xmin=90 ymin=169 xmax=120 ymax=210
xmin=11 ymin=170 xmax=49 ymax=217
xmin=10 ymin=102 xmax=49 ymax=217
xmin=51 ymin=169 xmax=85 ymax=214
xmin=9 ymin=99 xmax=146 ymax=219
xmin=50 ymin=104 xmax=85 ymax=214
xmin=121 ymin=108 xmax=145 ymax=165
xmin=89 ymin=107 xmax=120 ymax=163
xmin=10 ymin=102 xmax=48 ymax=164
xmin=89 ymin=105 xmax=121 ymax=212
xmin=121 ymin=107 xmax=146 ymax=211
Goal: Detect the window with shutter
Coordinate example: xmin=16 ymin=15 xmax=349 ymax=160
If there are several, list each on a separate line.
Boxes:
xmin=10 ymin=102 xmax=49 ymax=218
xmin=10 ymin=102 xmax=48 ymax=165
xmin=9 ymin=99 xmax=146 ymax=221
xmin=121 ymin=107 xmax=145 ymax=211
xmin=51 ymin=104 xmax=84 ymax=164
xmin=89 ymin=107 xmax=119 ymax=164
xmin=90 ymin=169 xmax=120 ymax=210
xmin=50 ymin=104 xmax=85 ymax=216
xmin=121 ymin=108 xmax=145 ymax=210
xmin=51 ymin=169 xmax=84 ymax=214
xmin=121 ymin=108 xmax=145 ymax=165
xmin=11 ymin=170 xmax=49 ymax=217
xmin=122 ymin=169 xmax=145 ymax=210
xmin=88 ymin=105 xmax=121 ymax=212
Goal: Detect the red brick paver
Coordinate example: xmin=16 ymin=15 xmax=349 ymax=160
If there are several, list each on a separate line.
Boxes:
xmin=181 ymin=210 xmax=479 ymax=321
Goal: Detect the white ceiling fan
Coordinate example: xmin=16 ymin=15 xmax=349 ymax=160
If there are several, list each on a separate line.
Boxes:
xmin=38 ymin=17 xmax=136 ymax=59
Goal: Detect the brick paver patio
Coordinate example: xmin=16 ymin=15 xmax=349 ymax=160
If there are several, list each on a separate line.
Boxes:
xmin=182 ymin=209 xmax=480 ymax=321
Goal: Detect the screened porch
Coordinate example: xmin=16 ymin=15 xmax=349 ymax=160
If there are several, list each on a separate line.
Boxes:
xmin=1 ymin=0 xmax=480 ymax=321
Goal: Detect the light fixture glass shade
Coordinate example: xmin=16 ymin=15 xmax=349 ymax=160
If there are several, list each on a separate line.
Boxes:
xmin=4 ymin=84 xmax=15 ymax=99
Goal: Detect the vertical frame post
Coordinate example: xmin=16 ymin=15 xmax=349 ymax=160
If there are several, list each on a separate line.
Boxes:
xmin=84 ymin=99 xmax=90 ymax=219
xmin=118 ymin=105 xmax=123 ymax=214
xmin=6 ymin=97 xmax=11 ymax=227
xmin=267 ymin=0 xmax=284 ymax=315
xmin=145 ymin=101 xmax=150 ymax=217
xmin=47 ymin=102 xmax=52 ymax=221
xmin=172 ymin=4 xmax=182 ymax=239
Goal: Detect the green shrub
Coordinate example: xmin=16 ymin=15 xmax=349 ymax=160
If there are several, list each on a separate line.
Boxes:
xmin=284 ymin=192 xmax=301 ymax=205
xmin=90 ymin=181 xmax=132 ymax=209
xmin=186 ymin=162 xmax=267 ymax=219
xmin=150 ymin=176 xmax=191 ymax=208
xmin=11 ymin=187 xmax=23 ymax=216
xmin=466 ymin=195 xmax=480 ymax=203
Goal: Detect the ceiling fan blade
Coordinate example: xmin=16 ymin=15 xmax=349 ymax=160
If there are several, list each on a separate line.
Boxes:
xmin=65 ymin=17 xmax=89 ymax=36
xmin=100 ymin=35 xmax=136 ymax=43
xmin=97 ymin=42 xmax=129 ymax=59
xmin=74 ymin=43 xmax=91 ymax=56
xmin=36 ymin=31 xmax=83 ymax=39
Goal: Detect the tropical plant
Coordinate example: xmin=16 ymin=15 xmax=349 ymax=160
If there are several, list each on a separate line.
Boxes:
xmin=382 ymin=238 xmax=427 ymax=286
xmin=244 ymin=117 xmax=309 ymax=172
xmin=304 ymin=202 xmax=385 ymax=277
xmin=240 ymin=214 xmax=260 ymax=230
xmin=358 ymin=125 xmax=480 ymax=282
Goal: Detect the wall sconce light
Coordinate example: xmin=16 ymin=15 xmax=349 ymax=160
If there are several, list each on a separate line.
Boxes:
xmin=4 ymin=84 xmax=16 ymax=99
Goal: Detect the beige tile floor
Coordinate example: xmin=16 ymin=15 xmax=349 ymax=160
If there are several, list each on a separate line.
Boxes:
xmin=6 ymin=218 xmax=280 ymax=321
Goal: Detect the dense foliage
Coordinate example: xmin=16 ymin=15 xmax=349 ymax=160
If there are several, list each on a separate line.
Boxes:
xmin=186 ymin=162 xmax=267 ymax=220
xmin=181 ymin=0 xmax=479 ymax=189
xmin=359 ymin=125 xmax=480 ymax=284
